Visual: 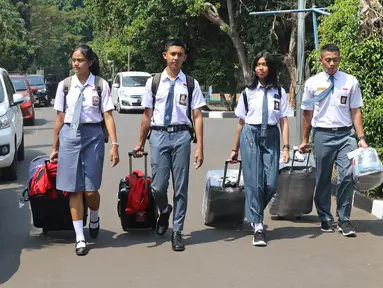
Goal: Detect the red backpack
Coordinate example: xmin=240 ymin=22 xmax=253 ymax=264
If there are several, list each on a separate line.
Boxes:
xmin=125 ymin=170 xmax=151 ymax=220
xmin=29 ymin=162 xmax=68 ymax=199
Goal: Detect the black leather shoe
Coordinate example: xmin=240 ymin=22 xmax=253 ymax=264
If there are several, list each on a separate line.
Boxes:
xmin=75 ymin=240 xmax=88 ymax=256
xmin=156 ymin=204 xmax=172 ymax=236
xmin=89 ymin=217 xmax=100 ymax=239
xmin=171 ymin=231 xmax=185 ymax=252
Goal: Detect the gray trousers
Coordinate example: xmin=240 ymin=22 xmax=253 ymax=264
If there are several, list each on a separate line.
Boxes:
xmin=149 ymin=130 xmax=191 ymax=231
xmin=313 ymin=129 xmax=357 ymax=222
xmin=240 ymin=124 xmax=280 ymax=224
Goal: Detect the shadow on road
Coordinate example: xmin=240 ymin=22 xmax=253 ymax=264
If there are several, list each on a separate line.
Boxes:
xmin=0 ymin=149 xmax=54 ymax=285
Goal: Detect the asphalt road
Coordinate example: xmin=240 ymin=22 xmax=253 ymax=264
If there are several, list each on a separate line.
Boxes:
xmin=1 ymin=107 xmax=382 ymax=288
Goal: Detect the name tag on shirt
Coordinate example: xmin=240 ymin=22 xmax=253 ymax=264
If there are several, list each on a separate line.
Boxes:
xmin=179 ymin=94 xmax=187 ymax=106
xmin=92 ymin=96 xmax=100 ymax=106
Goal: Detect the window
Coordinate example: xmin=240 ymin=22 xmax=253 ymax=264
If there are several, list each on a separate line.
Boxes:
xmin=122 ymin=76 xmax=150 ymax=87
xmin=114 ymin=75 xmax=120 ymax=84
xmin=10 ymin=78 xmax=28 ymax=91
xmin=3 ymin=74 xmax=15 ymax=105
xmin=27 ymin=75 xmax=45 ymax=86
xmin=0 ymin=79 xmax=5 ymax=103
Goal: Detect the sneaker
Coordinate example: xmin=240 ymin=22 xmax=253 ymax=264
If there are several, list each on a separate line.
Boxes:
xmin=252 ymin=230 xmax=267 ymax=247
xmin=337 ymin=220 xmax=356 ymax=237
xmin=321 ymin=221 xmax=335 ymax=233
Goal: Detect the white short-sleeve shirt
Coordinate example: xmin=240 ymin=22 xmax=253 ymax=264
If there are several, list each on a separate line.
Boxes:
xmin=300 ymin=71 xmax=363 ymax=128
xmin=54 ymin=73 xmax=114 ymax=124
xmin=141 ymin=69 xmax=206 ymax=127
xmin=235 ymin=82 xmax=292 ymax=125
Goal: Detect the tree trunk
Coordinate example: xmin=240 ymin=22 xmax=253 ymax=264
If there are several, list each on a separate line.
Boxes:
xmin=203 ymin=1 xmax=252 ymax=86
xmin=284 ymin=21 xmax=297 ymax=110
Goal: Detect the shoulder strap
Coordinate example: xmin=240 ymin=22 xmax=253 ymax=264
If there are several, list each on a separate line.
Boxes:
xmin=243 ymin=90 xmax=248 ymax=114
xmin=186 ymin=75 xmax=196 ymax=143
xmin=95 ymin=76 xmax=103 ymax=113
xmin=278 ymin=86 xmax=282 ymax=99
xmin=62 ymin=76 xmax=72 ymax=113
xmin=151 ymin=73 xmax=161 ymax=111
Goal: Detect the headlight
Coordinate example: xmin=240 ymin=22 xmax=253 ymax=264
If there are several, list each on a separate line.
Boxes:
xmin=0 ymin=117 xmax=10 ymax=129
xmin=38 ymin=88 xmax=46 ymax=93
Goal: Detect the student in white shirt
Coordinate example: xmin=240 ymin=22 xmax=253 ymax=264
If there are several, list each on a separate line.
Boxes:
xmin=132 ymin=39 xmax=206 ymax=252
xmin=229 ymin=51 xmax=291 ymax=247
xmin=299 ymin=43 xmax=368 ymax=236
xmin=50 ymin=44 xmax=120 ymax=256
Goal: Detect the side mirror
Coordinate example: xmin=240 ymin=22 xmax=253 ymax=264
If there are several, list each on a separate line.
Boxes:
xmin=112 ymin=83 xmax=119 ymax=88
xmin=12 ymin=93 xmax=25 ymax=106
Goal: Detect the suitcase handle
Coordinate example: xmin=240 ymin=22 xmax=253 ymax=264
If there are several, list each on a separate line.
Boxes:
xmin=127 ymin=151 xmax=149 ymax=190
xmin=291 ymin=149 xmax=311 ymax=170
xmin=222 ymin=160 xmax=242 ymax=188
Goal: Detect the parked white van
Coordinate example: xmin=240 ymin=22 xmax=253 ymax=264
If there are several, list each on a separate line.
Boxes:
xmin=111 ymin=71 xmax=151 ymax=113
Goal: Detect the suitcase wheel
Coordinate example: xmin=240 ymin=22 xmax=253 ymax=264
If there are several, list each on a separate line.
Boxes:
xmin=42 ymin=227 xmax=48 ymax=235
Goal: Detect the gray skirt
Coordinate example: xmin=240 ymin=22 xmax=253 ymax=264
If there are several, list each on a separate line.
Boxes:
xmin=56 ymin=124 xmax=105 ymax=192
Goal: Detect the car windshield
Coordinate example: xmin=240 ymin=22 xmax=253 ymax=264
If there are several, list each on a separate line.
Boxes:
xmin=122 ymin=76 xmax=150 ymax=87
xmin=10 ymin=78 xmax=28 ymax=91
xmin=27 ymin=76 xmax=44 ymax=86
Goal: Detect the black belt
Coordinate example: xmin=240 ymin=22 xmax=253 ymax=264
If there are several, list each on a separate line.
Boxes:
xmin=248 ymin=124 xmax=278 ymax=128
xmin=64 ymin=122 xmax=101 ymax=126
xmin=314 ymin=126 xmax=352 ymax=132
xmin=151 ymin=124 xmax=190 ymax=133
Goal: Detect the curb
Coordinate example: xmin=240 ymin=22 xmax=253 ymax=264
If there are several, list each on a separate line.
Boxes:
xmin=331 ymin=183 xmax=383 ymax=220
xmin=202 ymin=110 xmax=297 ymax=119
xmin=202 ymin=111 xmax=237 ymax=119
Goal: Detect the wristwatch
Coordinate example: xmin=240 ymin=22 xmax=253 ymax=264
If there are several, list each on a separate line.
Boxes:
xmin=357 ymin=136 xmax=366 ymax=142
xmin=283 ymin=144 xmax=290 ymax=150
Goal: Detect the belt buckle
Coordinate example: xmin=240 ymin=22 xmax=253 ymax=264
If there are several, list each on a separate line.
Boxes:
xmin=167 ymin=126 xmax=175 ymax=132
xmin=332 ymin=127 xmax=339 ymax=131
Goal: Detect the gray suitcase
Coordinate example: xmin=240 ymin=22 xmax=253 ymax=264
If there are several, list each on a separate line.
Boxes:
xmin=268 ymin=150 xmax=316 ymax=218
xmin=202 ymin=160 xmax=245 ymax=226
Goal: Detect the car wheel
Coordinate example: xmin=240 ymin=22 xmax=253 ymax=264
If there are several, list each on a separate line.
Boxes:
xmin=17 ymin=133 xmax=25 ymax=161
xmin=116 ymin=98 xmax=122 ymax=113
xmin=2 ymin=144 xmax=18 ymax=181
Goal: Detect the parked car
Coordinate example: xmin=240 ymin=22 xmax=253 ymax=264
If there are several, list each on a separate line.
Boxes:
xmin=111 ymin=71 xmax=151 ymax=113
xmin=27 ymin=74 xmax=50 ymax=107
xmin=0 ymin=68 xmax=25 ymax=181
xmin=9 ymin=74 xmax=35 ymax=126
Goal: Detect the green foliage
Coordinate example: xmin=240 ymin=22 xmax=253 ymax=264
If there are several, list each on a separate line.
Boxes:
xmin=310 ymin=0 xmax=383 ymax=197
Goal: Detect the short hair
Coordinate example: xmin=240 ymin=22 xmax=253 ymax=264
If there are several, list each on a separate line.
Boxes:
xmin=164 ymin=39 xmax=187 ymax=53
xmin=320 ymin=44 xmax=340 ymax=56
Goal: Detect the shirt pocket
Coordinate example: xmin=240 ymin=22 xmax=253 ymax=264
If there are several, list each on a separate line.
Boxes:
xmin=338 ymin=89 xmax=350 ymax=106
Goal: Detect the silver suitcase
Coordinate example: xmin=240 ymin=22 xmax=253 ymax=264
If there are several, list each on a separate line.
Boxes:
xmin=268 ymin=150 xmax=316 ymax=218
xmin=202 ymin=160 xmax=245 ymax=226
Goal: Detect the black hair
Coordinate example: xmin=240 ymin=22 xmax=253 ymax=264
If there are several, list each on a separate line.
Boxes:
xmin=72 ymin=44 xmax=100 ymax=76
xmin=164 ymin=39 xmax=187 ymax=54
xmin=248 ymin=51 xmax=278 ymax=89
xmin=320 ymin=44 xmax=340 ymax=56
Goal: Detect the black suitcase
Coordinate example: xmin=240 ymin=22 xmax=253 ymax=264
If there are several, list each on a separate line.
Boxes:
xmin=268 ymin=150 xmax=316 ymax=218
xmin=23 ymin=155 xmax=87 ymax=235
xmin=202 ymin=160 xmax=245 ymax=226
xmin=117 ymin=152 xmax=158 ymax=231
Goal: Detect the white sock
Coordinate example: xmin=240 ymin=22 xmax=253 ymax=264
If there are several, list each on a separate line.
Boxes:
xmin=89 ymin=210 xmax=99 ymax=229
xmin=252 ymin=222 xmax=264 ymax=232
xmin=73 ymin=220 xmax=86 ymax=248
